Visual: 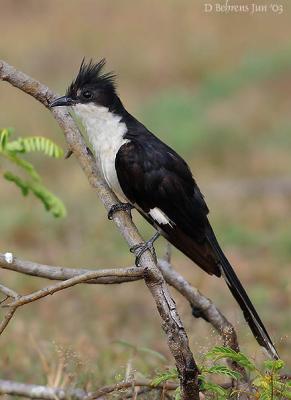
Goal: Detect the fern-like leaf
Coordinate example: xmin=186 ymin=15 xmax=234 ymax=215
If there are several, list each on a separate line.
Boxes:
xmin=7 ymin=136 xmax=64 ymax=158
xmin=0 ymin=128 xmax=11 ymax=150
xmin=1 ymin=127 xmax=66 ymax=218
xmin=4 ymin=172 xmax=66 ymax=218
xmin=202 ymin=365 xmax=241 ymax=380
xmin=151 ymin=368 xmax=178 ymax=387
xmin=264 ymin=359 xmax=285 ymax=372
xmin=205 ymin=346 xmax=256 ymax=371
xmin=3 ymin=172 xmax=29 ymax=196
xmin=199 ymin=376 xmax=227 ymax=399
xmin=5 ymin=152 xmax=41 ymax=181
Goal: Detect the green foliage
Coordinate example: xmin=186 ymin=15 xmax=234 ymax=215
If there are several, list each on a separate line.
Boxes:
xmin=149 ymin=346 xmax=291 ymax=399
xmin=151 ymin=368 xmax=178 ymax=387
xmin=205 ymin=346 xmax=256 ymax=371
xmin=0 ymin=128 xmax=66 ymax=218
xmin=202 ymin=365 xmax=241 ymax=380
xmin=252 ymin=359 xmax=291 ymax=400
xmin=199 ymin=376 xmax=228 ymax=399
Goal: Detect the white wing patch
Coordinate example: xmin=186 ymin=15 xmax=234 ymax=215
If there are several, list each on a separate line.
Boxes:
xmin=149 ymin=207 xmax=174 ymax=227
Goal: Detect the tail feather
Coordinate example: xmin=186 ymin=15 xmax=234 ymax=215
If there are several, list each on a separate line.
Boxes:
xmin=206 ymin=226 xmax=279 ymax=360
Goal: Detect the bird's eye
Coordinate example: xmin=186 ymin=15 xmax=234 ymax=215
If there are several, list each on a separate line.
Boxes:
xmin=82 ymin=90 xmax=92 ymax=99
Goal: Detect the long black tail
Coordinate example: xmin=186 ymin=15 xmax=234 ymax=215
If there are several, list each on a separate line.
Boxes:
xmin=206 ymin=225 xmax=279 ymax=360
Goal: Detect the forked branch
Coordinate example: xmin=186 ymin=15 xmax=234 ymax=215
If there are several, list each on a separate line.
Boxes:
xmin=0 ymin=252 xmax=240 ymax=353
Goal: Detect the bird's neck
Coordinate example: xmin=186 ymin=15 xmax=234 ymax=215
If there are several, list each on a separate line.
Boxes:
xmin=74 ymin=102 xmax=128 ymax=158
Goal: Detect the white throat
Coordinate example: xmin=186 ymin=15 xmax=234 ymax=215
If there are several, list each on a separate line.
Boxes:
xmin=74 ymin=103 xmax=129 ymax=201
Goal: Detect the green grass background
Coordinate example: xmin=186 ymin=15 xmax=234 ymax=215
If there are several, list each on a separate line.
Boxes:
xmin=0 ymin=0 xmax=290 ymax=392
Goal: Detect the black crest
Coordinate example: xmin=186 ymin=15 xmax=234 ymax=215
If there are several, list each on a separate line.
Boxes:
xmin=66 ymin=58 xmax=116 ymax=98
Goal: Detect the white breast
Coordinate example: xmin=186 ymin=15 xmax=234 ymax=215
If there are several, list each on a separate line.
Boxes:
xmin=74 ymin=103 xmax=129 ymax=201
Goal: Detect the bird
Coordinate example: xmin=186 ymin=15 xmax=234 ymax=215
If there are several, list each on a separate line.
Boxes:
xmin=50 ymin=58 xmax=279 ymax=360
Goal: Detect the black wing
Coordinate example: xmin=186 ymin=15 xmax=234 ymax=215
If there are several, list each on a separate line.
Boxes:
xmin=115 ymin=130 xmax=279 ymax=359
xmin=116 ymin=132 xmax=221 ymax=276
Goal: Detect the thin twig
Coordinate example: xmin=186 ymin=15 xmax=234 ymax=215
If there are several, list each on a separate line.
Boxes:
xmin=0 ymin=379 xmax=178 ymax=400
xmin=4 ymin=267 xmax=144 ymax=309
xmin=0 ymin=379 xmax=88 ymax=400
xmin=0 ymin=283 xmax=19 ymax=335
xmin=0 ymin=307 xmax=17 ymax=335
xmin=87 ymin=379 xmax=178 ymax=399
xmin=0 ymin=284 xmax=19 ymax=300
xmin=158 ymin=260 xmax=240 ymax=351
xmin=0 ymin=252 xmax=241 ymax=356
xmin=0 ymin=253 xmax=142 ymax=284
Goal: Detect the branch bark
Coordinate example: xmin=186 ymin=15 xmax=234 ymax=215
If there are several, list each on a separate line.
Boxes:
xmin=0 ymin=379 xmax=88 ymax=400
xmin=3 ymin=267 xmax=144 ymax=308
xmin=0 ymin=378 xmax=179 ymax=400
xmin=0 ymin=253 xmax=142 ymax=284
xmin=0 ymin=60 xmax=200 ymax=399
xmin=0 ymin=252 xmax=241 ymax=355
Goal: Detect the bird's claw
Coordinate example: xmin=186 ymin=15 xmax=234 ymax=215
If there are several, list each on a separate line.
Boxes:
xmin=130 ymin=233 xmax=160 ymax=266
xmin=108 ymin=202 xmax=133 ymax=220
xmin=130 ymin=242 xmax=157 ymax=267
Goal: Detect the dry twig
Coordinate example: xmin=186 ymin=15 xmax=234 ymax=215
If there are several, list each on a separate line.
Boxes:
xmin=0 ymin=252 xmax=241 ymax=354
xmin=0 ymin=378 xmax=179 ymax=400
xmin=3 ymin=267 xmax=144 ymax=309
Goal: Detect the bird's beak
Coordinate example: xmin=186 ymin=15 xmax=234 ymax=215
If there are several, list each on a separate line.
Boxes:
xmin=50 ymin=95 xmax=74 ymax=108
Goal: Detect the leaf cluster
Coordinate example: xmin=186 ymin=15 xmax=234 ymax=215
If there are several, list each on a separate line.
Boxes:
xmin=0 ymin=128 xmax=66 ymax=218
xmin=150 ymin=346 xmax=290 ymax=399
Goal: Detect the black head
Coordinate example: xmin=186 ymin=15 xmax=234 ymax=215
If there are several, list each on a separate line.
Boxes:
xmin=50 ymin=59 xmax=117 ymax=109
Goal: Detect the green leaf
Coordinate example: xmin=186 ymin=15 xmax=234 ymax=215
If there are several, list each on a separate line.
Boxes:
xmin=0 ymin=128 xmax=11 ymax=150
xmin=259 ymin=391 xmax=272 ymax=400
xmin=29 ymin=180 xmax=66 ymax=218
xmin=6 ymin=152 xmax=41 ymax=181
xmin=1 ymin=128 xmax=66 ymax=218
xmin=4 ymin=171 xmax=66 ymax=218
xmin=199 ymin=376 xmax=227 ymax=399
xmin=151 ymin=368 xmax=178 ymax=387
xmin=202 ymin=364 xmax=241 ymax=380
xmin=6 ymin=136 xmax=64 ymax=158
xmin=174 ymin=387 xmax=181 ymax=400
xmin=4 ymin=171 xmax=29 ymax=196
xmin=205 ymin=346 xmax=256 ymax=371
xmin=263 ymin=359 xmax=285 ymax=372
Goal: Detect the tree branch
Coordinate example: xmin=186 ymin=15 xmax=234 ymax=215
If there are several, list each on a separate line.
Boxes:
xmin=87 ymin=379 xmax=178 ymax=399
xmin=0 ymin=283 xmax=19 ymax=335
xmin=3 ymin=267 xmax=144 ymax=308
xmin=0 ymin=251 xmax=241 ymax=356
xmin=0 ymin=60 xmax=200 ymax=399
xmin=0 ymin=378 xmax=179 ymax=400
xmin=158 ymin=260 xmax=239 ymax=352
xmin=0 ymin=253 xmax=142 ymax=284
xmin=0 ymin=379 xmax=90 ymax=400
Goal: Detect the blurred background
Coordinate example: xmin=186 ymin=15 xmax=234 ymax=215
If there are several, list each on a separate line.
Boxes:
xmin=0 ymin=0 xmax=290 ymax=390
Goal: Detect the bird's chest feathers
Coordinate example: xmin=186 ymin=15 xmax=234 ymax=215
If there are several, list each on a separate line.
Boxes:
xmin=74 ymin=103 xmax=129 ymax=199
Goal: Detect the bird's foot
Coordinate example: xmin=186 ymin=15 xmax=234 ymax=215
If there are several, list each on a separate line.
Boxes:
xmin=108 ymin=202 xmax=133 ymax=220
xmin=130 ymin=232 xmax=160 ymax=267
